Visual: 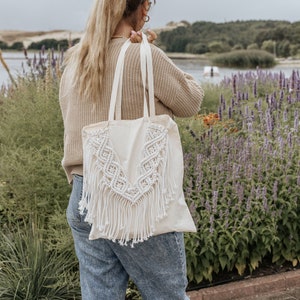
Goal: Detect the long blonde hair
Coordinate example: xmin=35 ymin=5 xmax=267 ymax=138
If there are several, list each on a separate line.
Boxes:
xmin=66 ymin=0 xmax=126 ymax=102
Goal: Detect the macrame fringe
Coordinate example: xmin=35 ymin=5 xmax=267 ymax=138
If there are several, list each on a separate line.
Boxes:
xmin=79 ymin=126 xmax=179 ymax=246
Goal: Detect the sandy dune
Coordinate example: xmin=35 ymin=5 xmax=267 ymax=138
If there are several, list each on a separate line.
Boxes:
xmin=0 ymin=30 xmax=83 ymax=48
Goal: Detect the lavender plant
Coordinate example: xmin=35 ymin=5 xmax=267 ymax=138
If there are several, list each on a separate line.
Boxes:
xmin=182 ymin=69 xmax=300 ymax=283
xmin=22 ymin=46 xmax=64 ymax=81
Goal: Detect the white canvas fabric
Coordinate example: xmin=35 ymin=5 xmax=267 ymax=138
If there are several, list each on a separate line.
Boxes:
xmin=79 ymin=34 xmax=196 ymax=245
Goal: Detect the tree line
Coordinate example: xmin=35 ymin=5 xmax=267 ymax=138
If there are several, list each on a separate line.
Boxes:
xmin=0 ymin=38 xmax=80 ymax=51
xmin=1 ymin=20 xmax=300 ymax=58
xmin=157 ymin=20 xmax=300 ymax=58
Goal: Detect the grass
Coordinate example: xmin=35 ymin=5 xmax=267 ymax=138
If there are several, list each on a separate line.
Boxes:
xmin=212 ymin=50 xmax=276 ymax=68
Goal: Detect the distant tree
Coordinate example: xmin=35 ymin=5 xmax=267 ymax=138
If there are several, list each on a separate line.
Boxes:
xmin=290 ymin=44 xmax=299 ymax=56
xmin=28 ymin=39 xmax=69 ymax=50
xmin=255 ymin=30 xmax=273 ymax=47
xmin=9 ymin=42 xmax=24 ymax=51
xmin=261 ymin=40 xmax=275 ymax=55
xmin=157 ymin=20 xmax=298 ymax=55
xmin=208 ymin=41 xmax=230 ymax=53
xmin=232 ymin=44 xmax=244 ymax=50
xmin=277 ymin=40 xmax=290 ymax=58
xmin=159 ymin=26 xmax=190 ymax=52
xmin=185 ymin=42 xmax=208 ymax=54
xmin=170 ymin=37 xmax=191 ymax=52
xmin=247 ymin=43 xmax=259 ymax=50
xmin=0 ymin=41 xmax=8 ymax=49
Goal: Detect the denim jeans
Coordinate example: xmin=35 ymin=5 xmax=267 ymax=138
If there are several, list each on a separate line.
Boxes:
xmin=67 ymin=174 xmax=190 ymax=300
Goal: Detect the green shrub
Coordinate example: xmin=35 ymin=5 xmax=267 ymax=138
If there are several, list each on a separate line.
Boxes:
xmin=0 ymin=77 xmax=70 ymax=230
xmin=185 ymin=42 xmax=208 ymax=54
xmin=261 ymin=40 xmax=276 ymax=54
xmin=208 ymin=41 xmax=230 ymax=53
xmin=0 ymin=40 xmax=8 ymax=49
xmin=0 ymin=53 xmax=299 ymax=295
xmin=0 ymin=222 xmax=80 ymax=300
xmin=28 ymin=38 xmax=79 ymax=50
xmin=212 ymin=50 xmax=276 ymax=68
xmin=181 ymin=69 xmax=300 ymax=283
xmin=9 ymin=41 xmax=24 ymax=50
xmin=247 ymin=43 xmax=259 ymax=50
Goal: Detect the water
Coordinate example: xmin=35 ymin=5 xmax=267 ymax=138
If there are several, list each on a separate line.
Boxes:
xmin=0 ymin=51 xmax=299 ymax=87
xmin=0 ymin=52 xmax=26 ymax=86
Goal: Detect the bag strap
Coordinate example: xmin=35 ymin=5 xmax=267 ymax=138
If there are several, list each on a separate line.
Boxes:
xmin=141 ymin=33 xmax=155 ymax=118
xmin=108 ymin=38 xmax=131 ymax=121
xmin=108 ymin=33 xmax=155 ymax=121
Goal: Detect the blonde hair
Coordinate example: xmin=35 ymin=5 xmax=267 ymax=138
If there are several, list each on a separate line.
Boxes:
xmin=66 ymin=0 xmax=127 ymax=102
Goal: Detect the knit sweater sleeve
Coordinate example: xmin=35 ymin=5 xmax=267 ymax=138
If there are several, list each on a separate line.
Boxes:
xmin=151 ymin=45 xmax=204 ymax=117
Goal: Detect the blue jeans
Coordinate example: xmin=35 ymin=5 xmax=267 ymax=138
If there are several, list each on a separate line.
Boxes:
xmin=67 ymin=174 xmax=190 ymax=300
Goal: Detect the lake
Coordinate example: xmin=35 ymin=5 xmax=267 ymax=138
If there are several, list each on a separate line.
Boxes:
xmin=0 ymin=51 xmax=299 ymax=87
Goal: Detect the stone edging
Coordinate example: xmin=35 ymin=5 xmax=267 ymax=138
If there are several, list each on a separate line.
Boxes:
xmin=187 ymin=269 xmax=300 ymax=300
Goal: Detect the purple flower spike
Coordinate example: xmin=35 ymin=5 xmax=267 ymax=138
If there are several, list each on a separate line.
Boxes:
xmin=253 ymin=81 xmax=257 ymax=97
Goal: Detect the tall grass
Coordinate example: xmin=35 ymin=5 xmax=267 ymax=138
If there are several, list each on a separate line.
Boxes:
xmin=0 ymin=58 xmax=142 ymax=299
xmin=212 ymin=50 xmax=276 ymax=68
xmin=0 ymin=222 xmax=80 ymax=299
xmin=0 ymin=76 xmax=70 ymax=229
xmin=0 ymin=67 xmax=79 ymax=297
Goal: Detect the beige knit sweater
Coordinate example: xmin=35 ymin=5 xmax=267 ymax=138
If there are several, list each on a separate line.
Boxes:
xmin=59 ymin=38 xmax=204 ymax=183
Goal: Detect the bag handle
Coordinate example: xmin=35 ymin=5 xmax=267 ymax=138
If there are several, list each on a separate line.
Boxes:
xmin=141 ymin=33 xmax=155 ymax=118
xmin=108 ymin=33 xmax=155 ymax=121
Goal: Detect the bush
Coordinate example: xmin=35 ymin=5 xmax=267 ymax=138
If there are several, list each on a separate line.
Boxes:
xmin=232 ymin=44 xmax=244 ymax=50
xmin=212 ymin=50 xmax=276 ymax=68
xmin=28 ymin=38 xmax=78 ymax=50
xmin=0 ymin=77 xmax=70 ymax=229
xmin=180 ymin=69 xmax=300 ymax=283
xmin=186 ymin=42 xmax=208 ymax=54
xmin=208 ymin=41 xmax=230 ymax=53
xmin=247 ymin=43 xmax=259 ymax=50
xmin=9 ymin=41 xmax=24 ymax=50
xmin=0 ymin=52 xmax=299 ymax=296
xmin=261 ymin=40 xmax=276 ymax=54
xmin=0 ymin=222 xmax=80 ymax=299
xmin=0 ymin=40 xmax=8 ymax=49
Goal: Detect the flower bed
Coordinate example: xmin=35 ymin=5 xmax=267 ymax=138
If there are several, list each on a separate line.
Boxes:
xmin=0 ymin=54 xmax=299 ymax=297
xmin=180 ymin=69 xmax=300 ymax=284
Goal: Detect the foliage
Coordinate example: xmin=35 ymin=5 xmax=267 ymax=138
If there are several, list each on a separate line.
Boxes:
xmin=211 ymin=50 xmax=276 ymax=68
xmin=180 ymin=69 xmax=300 ymax=283
xmin=28 ymin=38 xmax=80 ymax=51
xmin=0 ymin=75 xmax=70 ymax=230
xmin=0 ymin=221 xmax=80 ymax=299
xmin=10 ymin=42 xmax=24 ymax=50
xmin=0 ymin=46 xmax=299 ymax=297
xmin=208 ymin=41 xmax=230 ymax=53
xmin=247 ymin=43 xmax=259 ymax=50
xmin=0 ymin=61 xmax=147 ymax=299
xmin=261 ymin=40 xmax=276 ymax=54
xmin=158 ymin=20 xmax=300 ymax=57
xmin=126 ymin=281 xmax=142 ymax=300
xmin=0 ymin=40 xmax=9 ymax=49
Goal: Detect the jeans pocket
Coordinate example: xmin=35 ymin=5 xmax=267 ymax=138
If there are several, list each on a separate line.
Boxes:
xmin=66 ymin=174 xmax=90 ymax=233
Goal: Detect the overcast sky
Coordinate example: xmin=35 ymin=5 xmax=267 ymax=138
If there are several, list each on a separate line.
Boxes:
xmin=0 ymin=0 xmax=299 ymax=32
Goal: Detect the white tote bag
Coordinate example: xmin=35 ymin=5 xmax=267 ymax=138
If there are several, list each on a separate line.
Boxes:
xmin=80 ymin=34 xmax=196 ymax=245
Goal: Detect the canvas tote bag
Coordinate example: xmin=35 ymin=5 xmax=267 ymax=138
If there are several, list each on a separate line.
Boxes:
xmin=79 ymin=34 xmax=196 ymax=245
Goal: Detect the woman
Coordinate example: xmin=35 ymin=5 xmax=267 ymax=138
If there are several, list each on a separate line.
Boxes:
xmin=59 ymin=0 xmax=204 ymax=299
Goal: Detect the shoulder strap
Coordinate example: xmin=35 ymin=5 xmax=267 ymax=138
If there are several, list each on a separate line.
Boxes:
xmin=108 ymin=34 xmax=155 ymax=121
xmin=108 ymin=39 xmax=131 ymax=121
xmin=141 ymin=33 xmax=155 ymax=118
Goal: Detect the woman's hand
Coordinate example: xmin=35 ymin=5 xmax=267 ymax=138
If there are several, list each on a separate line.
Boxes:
xmin=130 ymin=29 xmax=157 ymax=43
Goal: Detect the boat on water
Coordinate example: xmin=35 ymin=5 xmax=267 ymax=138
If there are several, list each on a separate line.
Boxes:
xmin=203 ymin=66 xmax=220 ymax=77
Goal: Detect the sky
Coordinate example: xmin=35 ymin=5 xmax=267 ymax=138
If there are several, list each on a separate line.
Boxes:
xmin=0 ymin=0 xmax=299 ymax=32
